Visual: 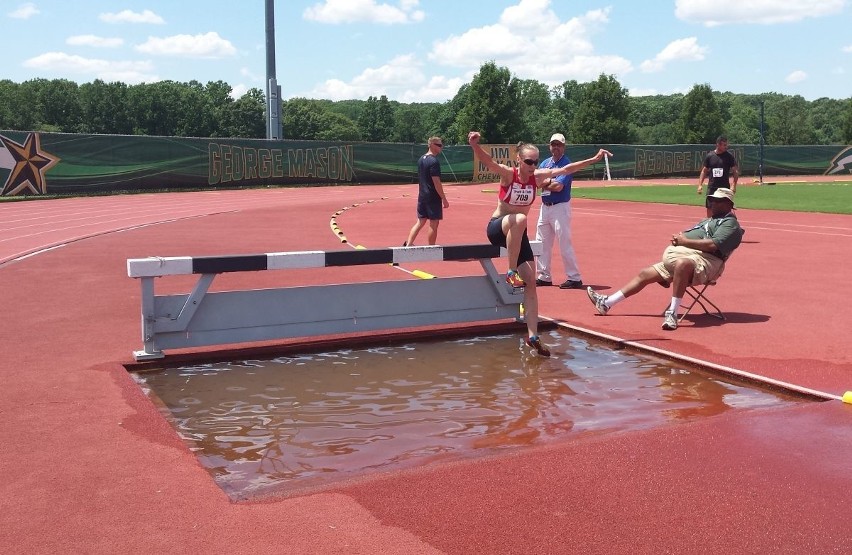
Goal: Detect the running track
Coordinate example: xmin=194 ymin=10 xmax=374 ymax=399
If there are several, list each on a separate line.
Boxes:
xmin=1 ymin=182 xmax=851 ymax=554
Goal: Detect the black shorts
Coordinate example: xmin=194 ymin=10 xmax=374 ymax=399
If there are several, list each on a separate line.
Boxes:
xmin=486 ymin=217 xmax=534 ymax=267
xmin=417 ymin=197 xmax=443 ymax=220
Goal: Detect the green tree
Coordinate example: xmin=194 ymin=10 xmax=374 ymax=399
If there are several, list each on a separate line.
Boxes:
xmin=809 ymin=97 xmax=846 ymax=145
xmin=843 ymin=98 xmax=852 ymax=143
xmin=723 ymin=96 xmax=760 ymax=144
xmin=570 ymin=74 xmax=630 ymax=144
xmin=202 ymin=80 xmax=236 ymax=137
xmin=0 ymin=79 xmax=37 ymax=130
xmin=766 ymin=95 xmax=813 ymax=145
xmin=358 ymin=95 xmax=394 ymax=141
xmin=391 ymin=103 xmax=432 ymax=143
xmin=515 ymin=79 xmax=553 ymax=141
xmin=77 ymin=80 xmax=133 ymax=134
xmin=21 ymin=78 xmax=82 ymax=132
xmin=549 ymin=80 xmax=585 ymax=142
xmin=223 ymin=88 xmax=265 ymax=138
xmin=678 ymin=84 xmax=724 ymax=144
xmin=451 ymin=62 xmax=522 ymax=144
xmin=282 ymin=98 xmax=361 ymax=140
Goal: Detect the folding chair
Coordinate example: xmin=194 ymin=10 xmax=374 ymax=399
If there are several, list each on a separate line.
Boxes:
xmin=678 ymin=280 xmax=725 ymax=322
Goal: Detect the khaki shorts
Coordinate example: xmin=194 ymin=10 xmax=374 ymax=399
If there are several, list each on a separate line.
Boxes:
xmin=652 ymin=246 xmax=725 ymax=286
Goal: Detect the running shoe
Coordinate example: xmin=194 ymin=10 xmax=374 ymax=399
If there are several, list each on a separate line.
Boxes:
xmin=662 ymin=310 xmax=678 ymax=330
xmin=526 ymin=335 xmax=551 ymax=357
xmin=586 ymin=286 xmax=610 ymax=315
xmin=506 ymin=270 xmax=526 ymax=289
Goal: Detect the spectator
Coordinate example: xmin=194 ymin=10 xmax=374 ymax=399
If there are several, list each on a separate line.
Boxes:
xmin=586 ymin=188 xmax=743 ymax=331
xmin=535 ymin=133 xmax=584 ymax=289
xmin=405 ymin=136 xmax=449 ymax=246
xmin=698 ymin=136 xmax=738 ymax=217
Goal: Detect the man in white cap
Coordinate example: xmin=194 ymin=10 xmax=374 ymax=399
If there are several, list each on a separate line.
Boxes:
xmin=535 ymin=132 xmax=584 ymax=289
xmin=586 ymin=188 xmax=743 ymax=330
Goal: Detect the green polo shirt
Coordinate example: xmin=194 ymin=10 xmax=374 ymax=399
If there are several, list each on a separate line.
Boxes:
xmin=683 ymin=212 xmax=743 ymax=259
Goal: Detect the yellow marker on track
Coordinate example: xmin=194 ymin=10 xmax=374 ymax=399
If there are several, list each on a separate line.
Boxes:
xmin=412 ymin=270 xmax=435 ymax=279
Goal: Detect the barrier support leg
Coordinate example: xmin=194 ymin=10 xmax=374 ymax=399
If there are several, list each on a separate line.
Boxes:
xmin=134 ymin=276 xmax=164 ymax=360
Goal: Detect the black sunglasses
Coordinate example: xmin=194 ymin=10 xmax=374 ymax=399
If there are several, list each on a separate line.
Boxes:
xmin=433 ymin=143 xmax=443 ymax=147
xmin=522 ymin=158 xmax=539 ymax=166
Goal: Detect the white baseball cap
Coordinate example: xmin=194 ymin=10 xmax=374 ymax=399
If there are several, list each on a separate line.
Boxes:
xmin=549 ymin=133 xmax=566 ymax=145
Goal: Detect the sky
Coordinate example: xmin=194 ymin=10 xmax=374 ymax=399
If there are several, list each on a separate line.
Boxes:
xmin=3 ymin=0 xmax=851 ymax=103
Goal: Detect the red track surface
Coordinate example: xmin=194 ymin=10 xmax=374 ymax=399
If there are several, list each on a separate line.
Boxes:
xmin=1 ymin=181 xmax=850 ymax=553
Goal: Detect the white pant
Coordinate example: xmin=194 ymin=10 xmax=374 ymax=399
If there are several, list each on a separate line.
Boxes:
xmin=535 ymin=202 xmax=581 ymax=282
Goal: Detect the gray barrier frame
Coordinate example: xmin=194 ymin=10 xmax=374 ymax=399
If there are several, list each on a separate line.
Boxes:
xmin=127 ymin=243 xmax=541 ymax=361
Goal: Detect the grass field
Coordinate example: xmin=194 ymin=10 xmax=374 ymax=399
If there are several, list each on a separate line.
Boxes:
xmin=572 ymin=182 xmax=852 ymax=215
xmin=3 ymin=180 xmax=851 ymax=215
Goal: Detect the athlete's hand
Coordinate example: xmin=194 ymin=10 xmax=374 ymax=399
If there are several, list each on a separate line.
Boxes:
xmin=468 ymin=131 xmax=481 ymax=145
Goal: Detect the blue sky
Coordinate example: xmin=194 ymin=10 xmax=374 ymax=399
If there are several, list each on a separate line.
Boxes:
xmin=4 ymin=0 xmax=851 ymax=102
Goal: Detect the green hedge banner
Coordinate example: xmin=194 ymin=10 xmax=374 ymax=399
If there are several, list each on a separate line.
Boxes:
xmin=1 ymin=130 xmax=850 ymax=197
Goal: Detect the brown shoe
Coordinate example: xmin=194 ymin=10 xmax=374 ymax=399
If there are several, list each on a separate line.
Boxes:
xmin=526 ymin=336 xmax=551 ymax=357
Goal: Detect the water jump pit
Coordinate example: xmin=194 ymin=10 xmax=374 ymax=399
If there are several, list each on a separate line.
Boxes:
xmin=131 ymin=328 xmax=808 ymax=500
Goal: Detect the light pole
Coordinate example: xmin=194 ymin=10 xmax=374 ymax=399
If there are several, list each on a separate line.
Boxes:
xmin=758 ymin=100 xmax=765 ymax=186
xmin=265 ymin=0 xmax=282 ymax=140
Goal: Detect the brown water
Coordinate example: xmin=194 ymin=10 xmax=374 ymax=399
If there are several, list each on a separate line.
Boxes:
xmin=134 ymin=330 xmax=803 ymax=499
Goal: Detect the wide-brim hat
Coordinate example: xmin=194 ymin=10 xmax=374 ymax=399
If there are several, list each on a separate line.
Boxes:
xmin=710 ymin=187 xmax=735 ymax=206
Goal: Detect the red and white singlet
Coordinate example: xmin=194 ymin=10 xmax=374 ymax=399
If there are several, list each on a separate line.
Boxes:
xmin=498 ymin=167 xmax=537 ymax=206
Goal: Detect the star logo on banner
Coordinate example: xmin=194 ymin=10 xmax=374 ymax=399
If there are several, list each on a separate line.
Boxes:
xmin=0 ymin=133 xmax=61 ymax=196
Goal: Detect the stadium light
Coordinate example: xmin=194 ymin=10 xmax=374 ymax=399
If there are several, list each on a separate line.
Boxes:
xmin=265 ymin=0 xmax=283 ymax=140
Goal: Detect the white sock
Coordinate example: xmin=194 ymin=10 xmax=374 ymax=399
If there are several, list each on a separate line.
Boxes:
xmin=606 ymin=290 xmax=625 ymax=308
xmin=668 ymin=297 xmax=682 ymax=313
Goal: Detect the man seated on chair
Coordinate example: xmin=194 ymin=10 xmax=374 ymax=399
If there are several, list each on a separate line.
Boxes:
xmin=586 ymin=188 xmax=743 ymax=331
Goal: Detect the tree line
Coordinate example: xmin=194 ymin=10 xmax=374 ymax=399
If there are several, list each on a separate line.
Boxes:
xmin=2 ymin=62 xmax=850 ymax=145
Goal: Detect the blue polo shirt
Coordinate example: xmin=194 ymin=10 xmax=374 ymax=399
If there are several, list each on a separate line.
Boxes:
xmin=539 ymin=154 xmax=572 ymax=204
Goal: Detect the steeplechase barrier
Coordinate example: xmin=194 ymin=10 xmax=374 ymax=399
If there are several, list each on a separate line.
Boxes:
xmin=127 ymin=243 xmax=541 ymax=361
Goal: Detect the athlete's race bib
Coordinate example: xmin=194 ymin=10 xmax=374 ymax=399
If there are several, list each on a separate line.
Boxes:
xmin=712 ymin=168 xmax=724 ymax=178
xmin=508 ymin=185 xmax=534 ymax=206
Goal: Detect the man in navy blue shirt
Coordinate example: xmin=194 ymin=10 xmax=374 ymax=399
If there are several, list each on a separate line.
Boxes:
xmin=405 ymin=137 xmax=449 ymax=246
xmin=535 ymin=133 xmax=583 ymax=289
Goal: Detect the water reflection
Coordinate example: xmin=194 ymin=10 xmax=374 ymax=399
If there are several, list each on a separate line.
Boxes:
xmin=136 ymin=330 xmax=800 ymax=499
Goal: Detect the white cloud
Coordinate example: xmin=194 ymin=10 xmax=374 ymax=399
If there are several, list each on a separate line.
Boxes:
xmin=303 ymin=0 xmax=425 ymax=24
xmin=843 ymin=45 xmax=852 ymax=53
xmin=99 ymin=9 xmax=164 ymax=24
xmin=135 ymin=32 xmax=237 ymax=59
xmin=302 ymin=53 xmax=468 ymax=102
xmin=628 ymin=88 xmax=660 ymax=97
xmin=399 ymin=75 xmax=467 ymax=103
xmin=8 ymin=2 xmax=39 ymax=19
xmin=67 ymin=35 xmax=124 ymax=48
xmin=307 ymin=54 xmax=426 ymax=99
xmin=230 ymin=84 xmax=250 ymax=99
xmin=22 ymin=52 xmax=158 ymax=83
xmin=240 ymin=67 xmax=262 ymax=82
xmin=429 ymin=3 xmax=630 ymax=86
xmin=675 ymin=0 xmax=846 ymax=26
xmin=785 ymin=70 xmax=808 ymax=83
xmin=640 ymin=37 xmax=708 ymax=72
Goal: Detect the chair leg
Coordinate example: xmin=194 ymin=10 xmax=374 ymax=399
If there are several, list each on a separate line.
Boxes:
xmin=678 ymin=283 xmax=725 ymax=321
